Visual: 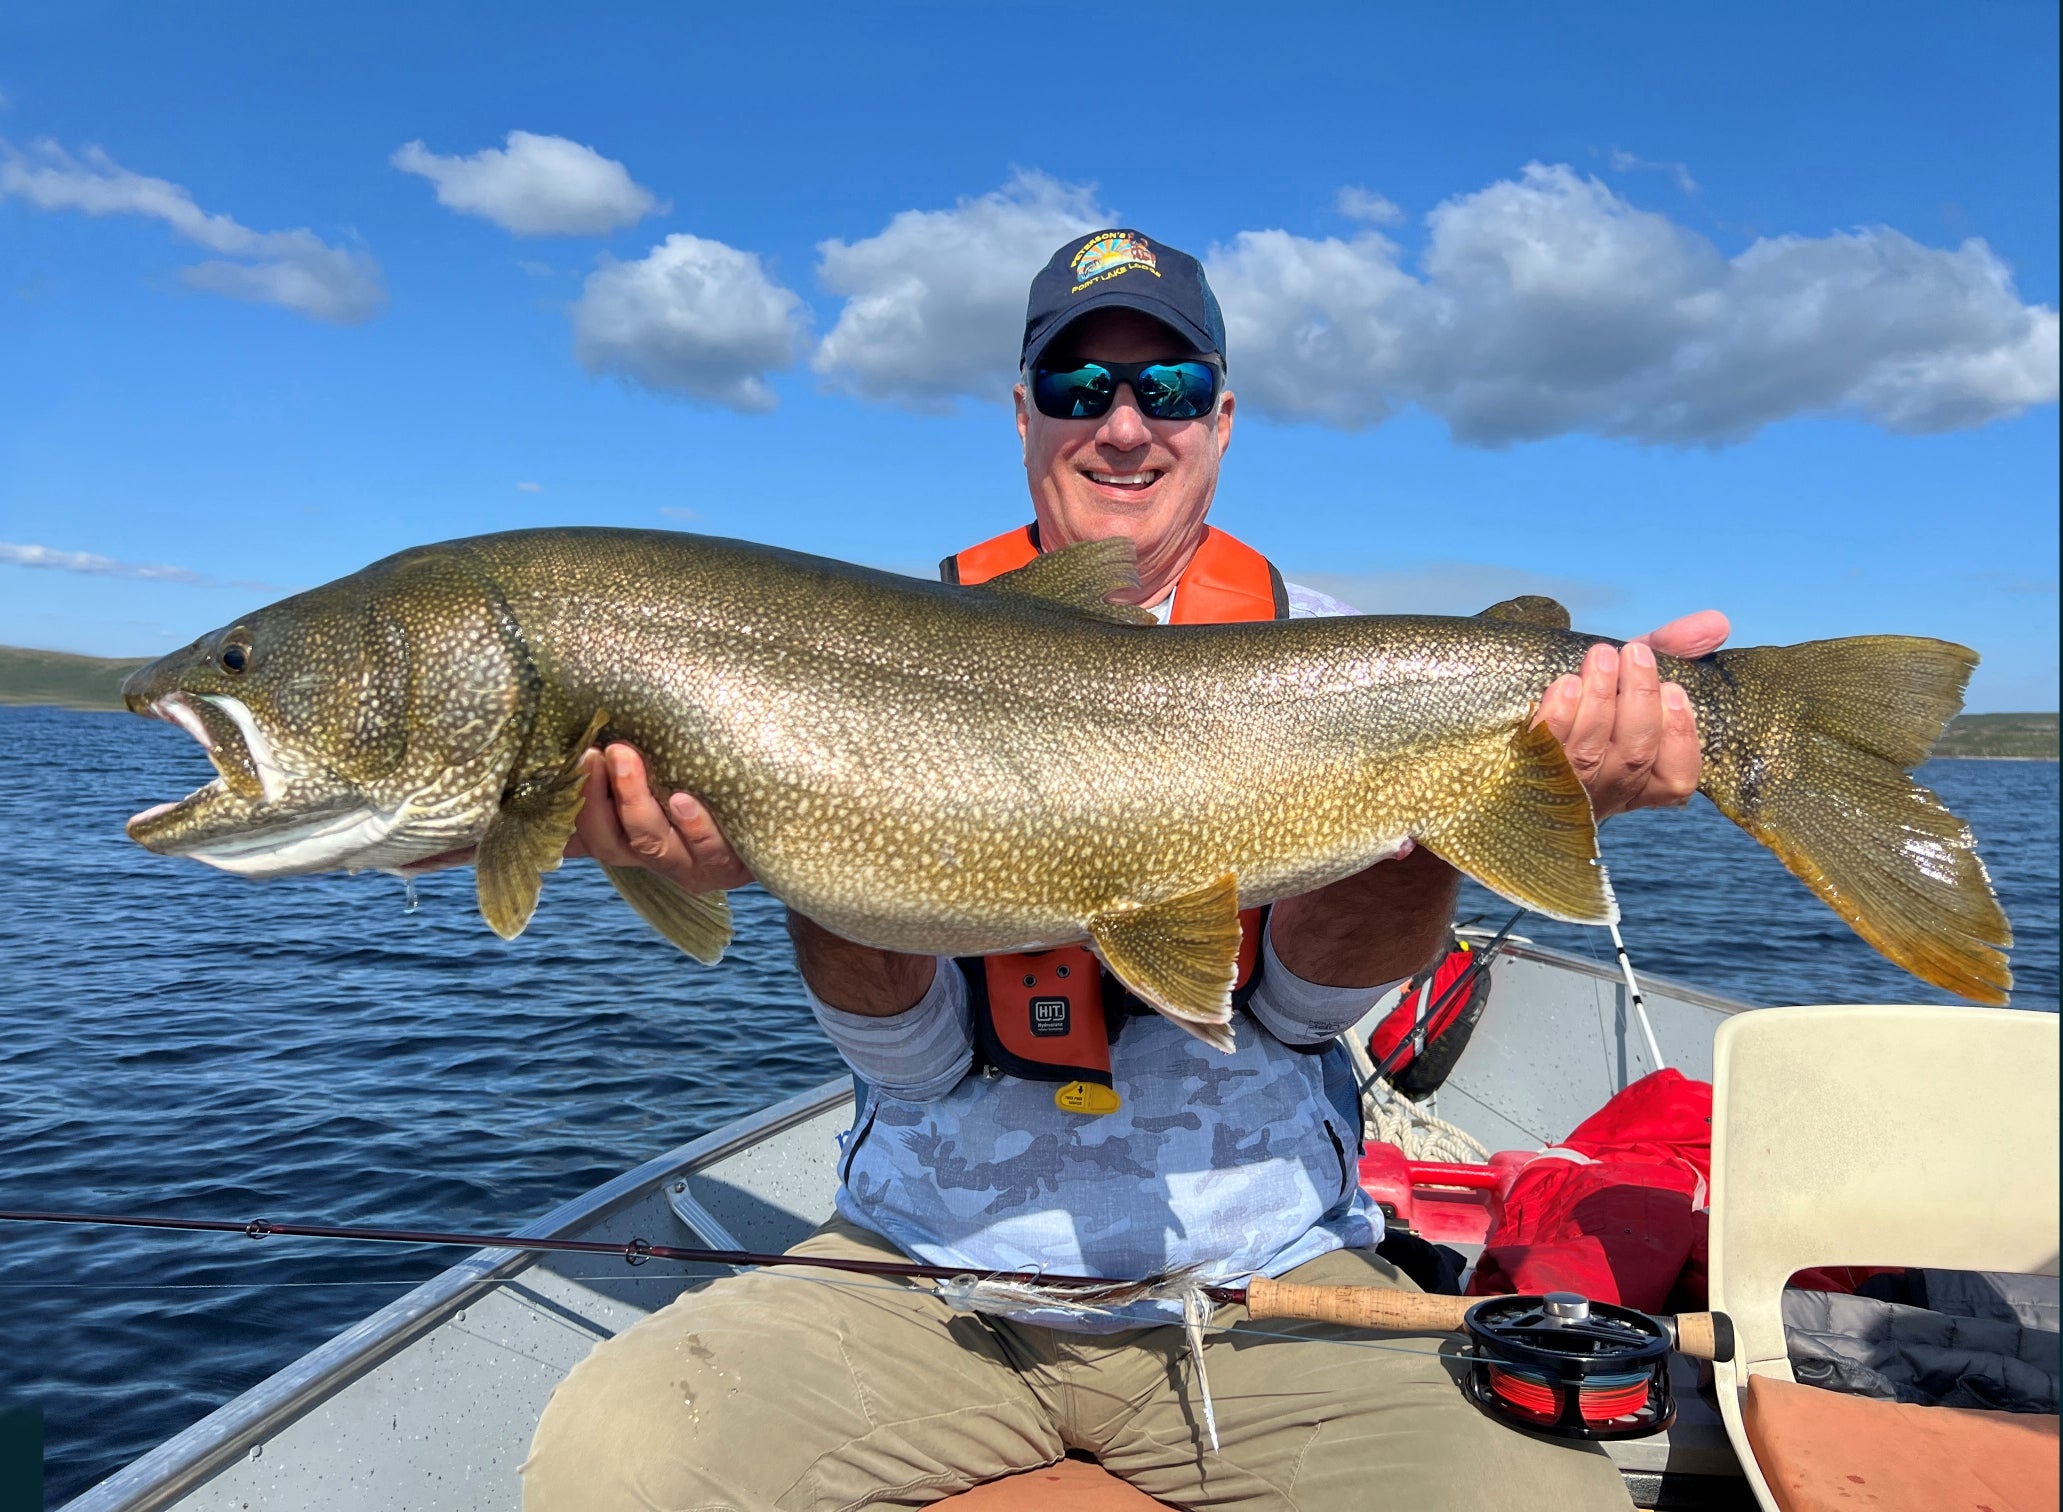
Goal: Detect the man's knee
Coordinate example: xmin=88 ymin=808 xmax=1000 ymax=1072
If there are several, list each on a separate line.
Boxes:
xmin=523 ymin=1278 xmax=846 ymax=1511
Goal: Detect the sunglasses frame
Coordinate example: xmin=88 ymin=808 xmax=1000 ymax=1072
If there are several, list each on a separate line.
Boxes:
xmin=1029 ymin=357 xmax=1224 ymax=422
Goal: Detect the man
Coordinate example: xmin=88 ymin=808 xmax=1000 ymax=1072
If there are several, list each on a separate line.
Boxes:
xmin=523 ymin=231 xmax=1724 ymax=1510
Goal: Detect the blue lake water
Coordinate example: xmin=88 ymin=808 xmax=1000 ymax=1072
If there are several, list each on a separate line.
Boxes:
xmin=2 ymin=703 xmax=2055 ymax=1503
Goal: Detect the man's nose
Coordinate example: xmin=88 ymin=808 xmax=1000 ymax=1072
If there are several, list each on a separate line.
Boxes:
xmin=1095 ymin=384 xmax=1153 ymax=449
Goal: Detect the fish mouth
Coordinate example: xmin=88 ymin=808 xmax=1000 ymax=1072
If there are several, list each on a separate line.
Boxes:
xmin=127 ymin=692 xmax=310 ymax=865
xmin=126 ymin=690 xmax=430 ymax=876
xmin=136 ymin=692 xmax=278 ymax=806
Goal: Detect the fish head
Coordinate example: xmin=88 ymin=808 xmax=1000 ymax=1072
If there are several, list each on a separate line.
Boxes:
xmin=123 ymin=547 xmax=528 ymax=878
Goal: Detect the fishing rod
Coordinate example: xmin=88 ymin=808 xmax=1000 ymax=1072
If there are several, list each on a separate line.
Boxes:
xmin=0 ymin=1206 xmax=1730 ymax=1355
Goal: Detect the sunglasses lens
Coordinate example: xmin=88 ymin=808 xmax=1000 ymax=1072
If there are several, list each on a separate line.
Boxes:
xmin=1033 ymin=364 xmax=1116 ymax=418
xmin=1136 ymin=362 xmax=1217 ymax=419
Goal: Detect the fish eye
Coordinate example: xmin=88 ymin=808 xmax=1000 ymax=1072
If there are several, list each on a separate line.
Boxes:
xmin=220 ymin=643 xmax=250 ymax=674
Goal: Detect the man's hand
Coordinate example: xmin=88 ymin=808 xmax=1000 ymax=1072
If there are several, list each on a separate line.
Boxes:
xmin=566 ymin=745 xmax=754 ymax=893
xmin=1534 ymin=610 xmax=1729 ymax=820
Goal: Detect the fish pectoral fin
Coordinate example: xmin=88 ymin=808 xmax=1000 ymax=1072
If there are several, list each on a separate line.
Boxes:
xmin=977 ymin=538 xmax=1157 ymax=626
xmin=475 ymin=709 xmax=611 ymax=941
xmin=1420 ymin=719 xmax=1616 ymax=926
xmin=1476 ymin=594 xmax=1573 ymax=630
xmin=602 ymin=864 xmax=733 ymax=964
xmin=1088 ymin=873 xmax=1242 ymax=1052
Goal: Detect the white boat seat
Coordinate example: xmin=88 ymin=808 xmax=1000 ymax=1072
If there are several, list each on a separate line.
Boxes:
xmin=1706 ymin=1003 xmax=2061 ymax=1512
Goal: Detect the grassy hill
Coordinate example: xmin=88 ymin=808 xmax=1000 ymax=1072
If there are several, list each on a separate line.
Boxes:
xmin=4 ymin=643 xmax=2058 ymax=758
xmin=1929 ymin=711 xmax=2060 ymax=760
xmin=0 ymin=646 xmax=153 ymax=710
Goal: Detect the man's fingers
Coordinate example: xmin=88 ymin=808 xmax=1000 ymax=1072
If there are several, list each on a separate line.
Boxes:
xmin=1559 ymin=643 xmax=1621 ymax=775
xmin=570 ymin=749 xmax=633 ymax=863
xmin=1635 ymin=609 xmax=1730 ymax=661
xmin=1648 ymin=683 xmax=1702 ymax=805
xmin=668 ymin=792 xmax=756 ymax=889
xmin=1534 ymin=675 xmax=1582 ymax=741
xmin=1611 ymin=641 xmax=1664 ymax=785
xmin=605 ymin=745 xmax=680 ymax=864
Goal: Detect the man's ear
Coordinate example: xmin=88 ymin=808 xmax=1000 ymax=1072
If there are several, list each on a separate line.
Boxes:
xmin=1216 ymin=388 xmax=1235 ymax=457
xmin=1013 ymin=383 xmax=1030 ymax=463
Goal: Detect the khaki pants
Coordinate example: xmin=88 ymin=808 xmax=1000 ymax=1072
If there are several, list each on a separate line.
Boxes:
xmin=523 ymin=1218 xmax=1630 ymax=1512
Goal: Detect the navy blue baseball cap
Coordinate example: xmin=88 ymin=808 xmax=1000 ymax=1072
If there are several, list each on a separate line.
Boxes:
xmin=1021 ymin=230 xmax=1228 ymax=374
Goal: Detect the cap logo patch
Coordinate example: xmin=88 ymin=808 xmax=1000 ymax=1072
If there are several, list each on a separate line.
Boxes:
xmin=1071 ymin=230 xmax=1159 ymax=292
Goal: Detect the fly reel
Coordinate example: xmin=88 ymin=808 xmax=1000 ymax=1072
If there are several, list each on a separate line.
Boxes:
xmin=1462 ymin=1292 xmax=1675 ymax=1440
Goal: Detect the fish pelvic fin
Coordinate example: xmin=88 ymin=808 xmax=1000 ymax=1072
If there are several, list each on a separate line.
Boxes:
xmin=976 ymin=538 xmax=1158 ymax=625
xmin=602 ymin=864 xmax=733 ymax=964
xmin=1420 ymin=718 xmax=1616 ymax=926
xmin=1697 ymin=637 xmax=2012 ymax=1005
xmin=475 ymin=709 xmax=609 ymax=940
xmin=1089 ymin=872 xmax=1242 ymax=1052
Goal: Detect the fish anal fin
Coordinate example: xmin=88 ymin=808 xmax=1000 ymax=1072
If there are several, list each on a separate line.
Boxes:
xmin=475 ymin=709 xmax=610 ymax=941
xmin=979 ymin=539 xmax=1157 ymax=625
xmin=1089 ymin=872 xmax=1242 ymax=1051
xmin=1421 ymin=720 xmax=1615 ymax=926
xmin=1477 ymin=594 xmax=1572 ymax=630
xmin=602 ymin=863 xmax=733 ymax=964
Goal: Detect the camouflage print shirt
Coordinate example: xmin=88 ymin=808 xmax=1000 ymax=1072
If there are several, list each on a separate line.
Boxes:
xmin=812 ymin=580 xmax=1395 ymax=1331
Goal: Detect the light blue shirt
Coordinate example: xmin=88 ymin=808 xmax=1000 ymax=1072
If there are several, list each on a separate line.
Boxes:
xmin=808 ymin=580 xmax=1394 ymax=1329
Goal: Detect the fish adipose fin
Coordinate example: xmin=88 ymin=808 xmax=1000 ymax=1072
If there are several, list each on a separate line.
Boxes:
xmin=602 ymin=864 xmax=733 ymax=964
xmin=1421 ymin=719 xmax=1617 ymax=926
xmin=1477 ymin=594 xmax=1573 ymax=630
xmin=1089 ymin=872 xmax=1243 ymax=1052
xmin=476 ymin=710 xmax=610 ymax=940
xmin=977 ymin=538 xmax=1158 ymax=625
xmin=1697 ymin=637 xmax=2012 ymax=1005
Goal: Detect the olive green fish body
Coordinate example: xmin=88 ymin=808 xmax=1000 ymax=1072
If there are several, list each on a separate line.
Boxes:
xmin=122 ymin=527 xmax=2013 ymax=1041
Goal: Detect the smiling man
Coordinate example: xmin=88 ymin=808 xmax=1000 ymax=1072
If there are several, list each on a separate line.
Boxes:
xmin=523 ymin=231 xmax=1723 ymax=1511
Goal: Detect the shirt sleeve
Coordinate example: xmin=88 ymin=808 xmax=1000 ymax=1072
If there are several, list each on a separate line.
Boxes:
xmin=1246 ymin=916 xmax=1406 ymax=1046
xmin=806 ymin=958 xmax=975 ymax=1101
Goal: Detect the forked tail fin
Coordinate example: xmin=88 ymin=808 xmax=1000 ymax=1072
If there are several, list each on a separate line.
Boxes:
xmin=1693 ymin=637 xmax=2013 ymax=1004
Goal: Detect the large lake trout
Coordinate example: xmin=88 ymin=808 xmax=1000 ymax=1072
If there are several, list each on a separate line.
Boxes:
xmin=122 ymin=528 xmax=2012 ymax=1042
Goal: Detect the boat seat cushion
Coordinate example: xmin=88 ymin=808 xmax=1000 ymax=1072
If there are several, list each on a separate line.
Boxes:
xmin=932 ymin=1457 xmax=1174 ymax=1509
xmin=1743 ymin=1374 xmax=2059 ymax=1512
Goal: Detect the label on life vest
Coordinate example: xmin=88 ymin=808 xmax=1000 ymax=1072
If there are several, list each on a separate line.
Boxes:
xmin=1055 ymin=1080 xmax=1122 ymax=1116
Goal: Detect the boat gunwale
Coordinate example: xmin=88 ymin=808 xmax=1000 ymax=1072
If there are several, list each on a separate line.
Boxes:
xmin=60 ymin=1076 xmax=857 ymax=1512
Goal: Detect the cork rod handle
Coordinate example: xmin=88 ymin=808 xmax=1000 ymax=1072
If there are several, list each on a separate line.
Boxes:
xmin=1240 ymin=1278 xmax=1734 ymax=1361
xmin=1242 ymin=1277 xmax=1471 ymax=1332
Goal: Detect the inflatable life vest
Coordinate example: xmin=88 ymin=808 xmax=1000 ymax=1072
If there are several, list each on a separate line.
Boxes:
xmin=942 ymin=522 xmax=1289 ymax=1115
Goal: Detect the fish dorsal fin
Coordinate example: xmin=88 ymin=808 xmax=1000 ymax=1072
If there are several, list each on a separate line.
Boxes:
xmin=602 ymin=864 xmax=733 ymax=964
xmin=977 ymin=538 xmax=1158 ymax=625
xmin=1419 ymin=719 xmax=1614 ymax=925
xmin=476 ymin=709 xmax=609 ymax=940
xmin=1476 ymin=594 xmax=1573 ymax=630
xmin=1087 ymin=872 xmax=1243 ymax=1052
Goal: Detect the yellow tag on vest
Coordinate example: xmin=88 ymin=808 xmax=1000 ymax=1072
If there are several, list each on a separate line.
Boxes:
xmin=1055 ymin=1080 xmax=1122 ymax=1116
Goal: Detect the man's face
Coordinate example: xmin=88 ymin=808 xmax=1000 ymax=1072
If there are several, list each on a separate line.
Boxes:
xmin=1014 ymin=308 xmax=1236 ymax=605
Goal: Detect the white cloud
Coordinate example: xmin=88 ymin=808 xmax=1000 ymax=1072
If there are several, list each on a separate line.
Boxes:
xmin=391 ymin=131 xmax=661 ymax=236
xmin=1336 ymin=186 xmax=1404 ymax=225
xmin=812 ymin=170 xmax=1113 ymax=409
xmin=516 ymin=481 xmax=543 ymax=493
xmin=0 ymin=139 xmax=385 ymax=324
xmin=1210 ymin=162 xmax=2058 ymax=444
xmin=1289 ymin=562 xmax=1626 ymax=617
xmin=0 ymin=542 xmax=269 ymax=590
xmin=570 ymin=233 xmax=808 ymax=411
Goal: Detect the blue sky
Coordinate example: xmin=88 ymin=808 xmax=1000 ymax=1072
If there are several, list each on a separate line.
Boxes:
xmin=2 ymin=2 xmax=2056 ymax=708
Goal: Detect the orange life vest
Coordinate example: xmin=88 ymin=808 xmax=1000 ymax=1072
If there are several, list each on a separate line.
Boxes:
xmin=943 ymin=522 xmax=1289 ymax=1113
